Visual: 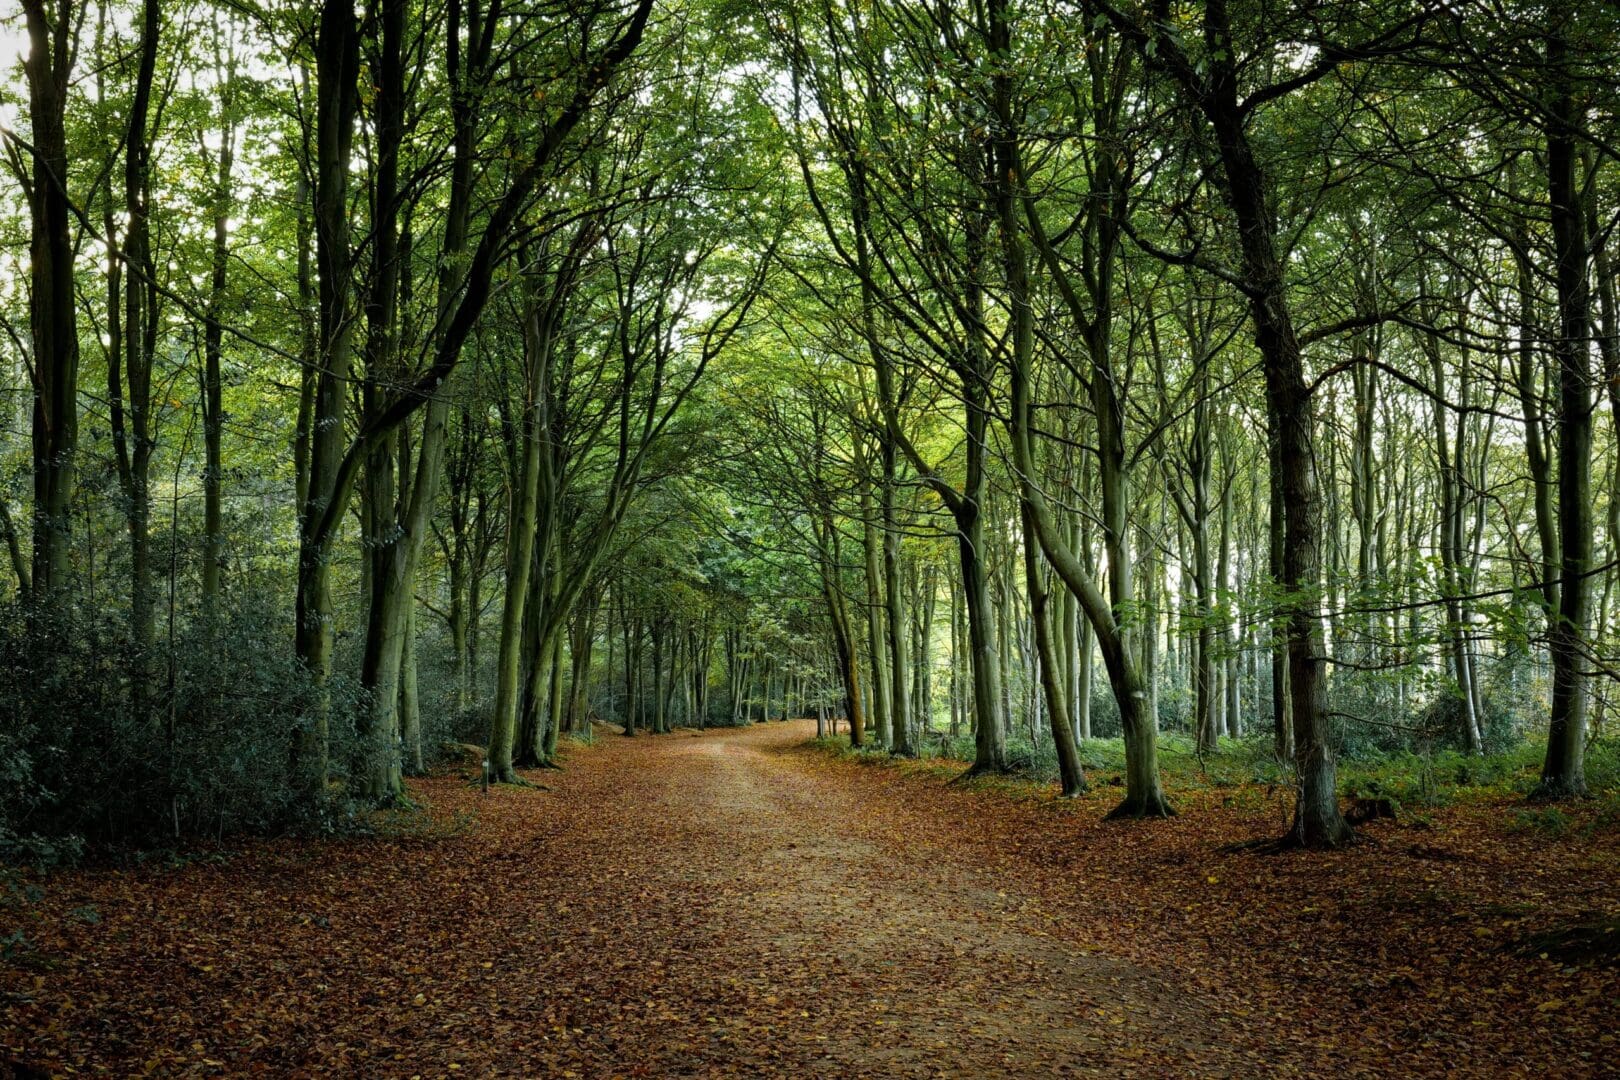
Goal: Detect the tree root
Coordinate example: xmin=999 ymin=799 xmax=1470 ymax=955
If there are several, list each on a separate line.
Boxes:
xmin=1247 ymin=827 xmax=1356 ymax=854
xmin=1527 ymin=778 xmax=1591 ymax=803
xmin=950 ymin=760 xmax=1011 ymax=784
xmin=484 ymin=771 xmax=548 ymax=791
xmin=1103 ymin=791 xmax=1176 ymax=820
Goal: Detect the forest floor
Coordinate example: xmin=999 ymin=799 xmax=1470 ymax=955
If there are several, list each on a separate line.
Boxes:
xmin=2 ymin=720 xmax=1617 ymax=1078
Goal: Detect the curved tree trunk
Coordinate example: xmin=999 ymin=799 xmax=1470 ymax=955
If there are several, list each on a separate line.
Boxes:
xmin=1022 ymin=503 xmax=1087 ymax=796
xmin=985 ymin=10 xmax=1163 ymax=812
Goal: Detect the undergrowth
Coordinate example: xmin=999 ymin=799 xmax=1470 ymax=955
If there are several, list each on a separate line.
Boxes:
xmin=816 ymin=727 xmax=1620 ymax=820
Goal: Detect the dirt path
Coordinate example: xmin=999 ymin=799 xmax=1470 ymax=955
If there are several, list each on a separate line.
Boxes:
xmin=3 ymin=721 xmax=1229 ymax=1078
xmin=6 ymin=721 xmax=1614 ymax=1077
xmin=584 ymin=721 xmax=1223 ymax=1077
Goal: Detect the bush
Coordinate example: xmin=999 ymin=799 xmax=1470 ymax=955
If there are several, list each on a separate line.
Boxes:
xmin=1085 ymin=692 xmax=1123 ymax=740
xmin=0 ymin=597 xmax=366 ymax=856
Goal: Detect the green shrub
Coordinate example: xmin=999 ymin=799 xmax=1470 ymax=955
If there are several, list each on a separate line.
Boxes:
xmin=1509 ymin=806 xmax=1574 ymax=837
xmin=1085 ymin=692 xmax=1123 ymax=740
xmin=0 ymin=597 xmax=366 ymax=855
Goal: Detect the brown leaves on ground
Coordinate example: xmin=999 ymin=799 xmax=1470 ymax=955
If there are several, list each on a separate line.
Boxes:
xmin=1 ymin=720 xmax=1615 ymax=1077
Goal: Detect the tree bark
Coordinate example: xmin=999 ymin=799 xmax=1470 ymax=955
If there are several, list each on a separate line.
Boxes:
xmin=1022 ymin=503 xmax=1087 ymax=796
xmin=202 ymin=34 xmax=235 ymax=611
xmin=858 ymin=475 xmax=891 ymax=747
xmin=22 ymin=0 xmax=81 ymax=607
xmin=882 ymin=441 xmax=916 ymax=756
xmin=487 ymin=286 xmax=550 ymax=781
xmin=293 ymin=0 xmax=362 ymax=792
xmin=1533 ymin=7 xmax=1592 ymax=799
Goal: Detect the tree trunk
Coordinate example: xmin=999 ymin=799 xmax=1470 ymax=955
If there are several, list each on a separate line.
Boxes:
xmin=401 ymin=598 xmax=424 ymax=776
xmin=487 ymin=289 xmax=549 ymax=781
xmin=22 ymin=0 xmax=80 ymax=609
xmin=1533 ymin=10 xmax=1592 ymax=799
xmin=821 ymin=516 xmax=866 ymax=748
xmin=882 ymin=442 xmax=915 ymax=757
xmin=957 ymin=488 xmax=1007 ymax=774
xmin=567 ymin=591 xmax=599 ymax=732
xmin=543 ymin=627 xmax=566 ymax=760
xmin=652 ymin=620 xmax=667 ymax=734
xmin=1425 ymin=319 xmax=1484 ymax=754
xmin=293 ymin=0 xmax=362 ymax=792
xmin=1204 ymin=63 xmax=1349 ymax=847
xmin=1267 ymin=432 xmax=1293 ymax=761
xmin=1023 ymin=503 xmax=1087 ymax=795
xmin=859 ymin=478 xmax=892 ymax=748
xmin=201 ymin=53 xmax=234 ymax=612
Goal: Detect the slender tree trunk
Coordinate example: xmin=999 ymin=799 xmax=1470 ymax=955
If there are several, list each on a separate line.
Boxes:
xmin=293 ymin=0 xmax=362 ymax=791
xmin=949 ymin=579 xmax=963 ymax=738
xmin=487 ymin=291 xmax=549 ymax=781
xmin=882 ymin=443 xmax=915 ymax=756
xmin=1513 ymin=233 xmax=1561 ymax=617
xmin=201 ymin=56 xmax=234 ymax=612
xmin=449 ymin=551 xmax=470 ymax=713
xmin=859 ymin=477 xmax=892 ymax=748
xmin=1176 ymin=386 xmax=1217 ymax=754
xmin=567 ymin=591 xmax=599 ymax=732
xmin=1534 ymin=10 xmax=1592 ymax=799
xmin=1267 ymin=432 xmax=1293 ymax=760
xmin=628 ymin=618 xmax=644 ymax=735
xmin=516 ymin=572 xmax=551 ymax=767
xmin=1023 ymin=503 xmax=1086 ymax=795
xmin=821 ymin=517 xmax=866 ymax=748
xmin=957 ymin=486 xmax=1008 ymax=774
xmin=543 ymin=626 xmax=566 ymax=760
xmin=652 ymin=620 xmax=667 ymax=734
xmin=23 ymin=0 xmax=80 ymax=609
xmin=1205 ymin=67 xmax=1348 ymax=846
xmin=401 ymin=598 xmax=423 ymax=775
xmin=914 ymin=564 xmax=936 ymax=736
xmin=1425 ymin=320 xmax=1484 ymax=754
xmin=1219 ymin=460 xmax=1241 ymax=738
xmin=112 ymin=0 xmax=162 ymax=719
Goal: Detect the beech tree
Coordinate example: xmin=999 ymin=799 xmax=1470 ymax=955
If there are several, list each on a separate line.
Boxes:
xmin=0 ymin=0 xmax=1615 ymax=849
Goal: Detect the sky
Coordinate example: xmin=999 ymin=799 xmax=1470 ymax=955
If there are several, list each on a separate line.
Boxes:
xmin=0 ymin=20 xmax=27 ymax=134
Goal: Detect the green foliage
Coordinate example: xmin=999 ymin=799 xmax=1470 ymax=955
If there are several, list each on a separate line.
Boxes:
xmin=1084 ymin=692 xmax=1124 ymax=740
xmin=1508 ymin=806 xmax=1575 ymax=838
xmin=907 ymin=722 xmax=1619 ymax=809
xmin=0 ymin=598 xmax=367 ymax=853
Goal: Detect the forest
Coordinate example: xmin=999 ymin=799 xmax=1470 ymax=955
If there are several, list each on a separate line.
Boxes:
xmin=1 ymin=0 xmax=1618 ymax=1074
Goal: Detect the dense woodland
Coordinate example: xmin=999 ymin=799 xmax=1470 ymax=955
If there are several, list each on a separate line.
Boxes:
xmin=2 ymin=0 xmax=1619 ymax=856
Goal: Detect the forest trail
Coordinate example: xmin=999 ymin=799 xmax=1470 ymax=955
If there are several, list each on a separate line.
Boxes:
xmin=588 ymin=720 xmax=1220 ymax=1076
xmin=5 ymin=721 xmax=1616 ymax=1077
xmin=1 ymin=721 xmax=1228 ymax=1078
